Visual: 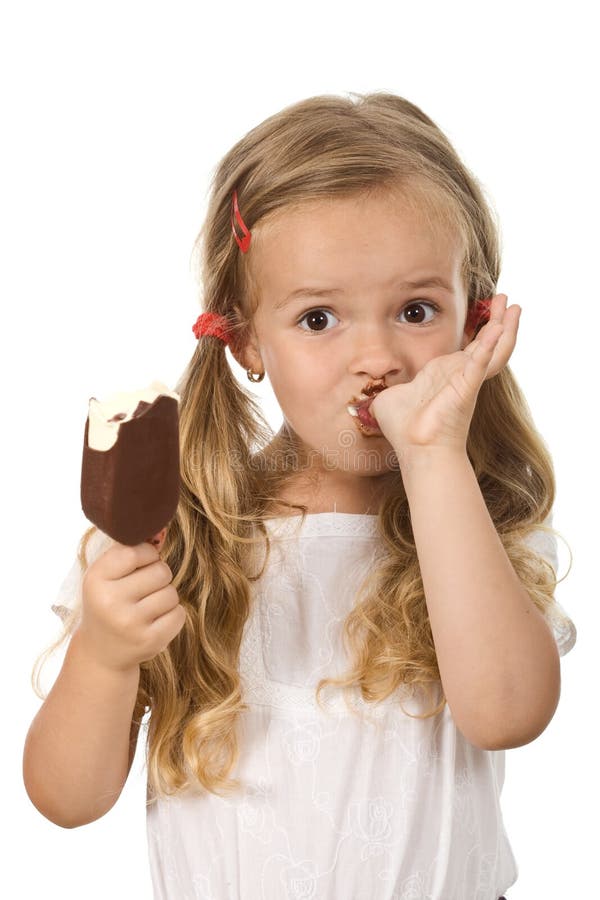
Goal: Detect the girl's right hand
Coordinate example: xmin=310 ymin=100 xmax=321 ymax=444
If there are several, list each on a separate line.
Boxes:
xmin=77 ymin=541 xmax=187 ymax=673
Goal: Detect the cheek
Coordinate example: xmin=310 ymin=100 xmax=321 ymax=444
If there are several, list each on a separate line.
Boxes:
xmin=267 ymin=366 xmax=316 ymax=416
xmin=266 ymin=346 xmax=332 ymax=399
xmin=411 ymin=341 xmax=442 ymax=369
xmin=273 ymin=377 xmax=337 ymax=433
xmin=426 ymin=332 xmax=460 ymax=357
xmin=406 ymin=336 xmax=457 ymax=378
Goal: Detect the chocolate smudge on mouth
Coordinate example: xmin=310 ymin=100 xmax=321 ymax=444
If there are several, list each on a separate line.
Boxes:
xmin=361 ymin=377 xmax=387 ymax=398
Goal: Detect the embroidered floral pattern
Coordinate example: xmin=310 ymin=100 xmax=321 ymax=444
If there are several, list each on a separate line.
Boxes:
xmin=51 ymin=512 xmax=574 ymax=898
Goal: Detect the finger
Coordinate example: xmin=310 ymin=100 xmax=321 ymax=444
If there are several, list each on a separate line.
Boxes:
xmin=483 ymin=305 xmax=521 ymax=377
xmin=465 ymin=320 xmax=504 ymax=355
xmin=462 ymin=322 xmax=505 ymax=384
xmin=127 ymin=559 xmax=174 ymax=601
xmin=465 ymin=300 xmax=520 ymax=358
xmin=491 ymin=293 xmax=509 ymax=321
xmin=146 ymin=526 xmax=168 ymax=553
xmin=476 ymin=293 xmax=508 ymax=336
xmin=136 ymin=585 xmax=181 ymax=623
xmin=463 ymin=293 xmax=507 ymax=349
xmin=98 ymin=541 xmax=161 ymax=580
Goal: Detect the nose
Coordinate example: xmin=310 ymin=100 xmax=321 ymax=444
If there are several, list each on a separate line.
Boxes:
xmin=350 ymin=323 xmax=402 ymax=382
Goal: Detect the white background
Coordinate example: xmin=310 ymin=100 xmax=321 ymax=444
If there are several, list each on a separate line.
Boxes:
xmin=3 ymin=1 xmax=596 ymax=897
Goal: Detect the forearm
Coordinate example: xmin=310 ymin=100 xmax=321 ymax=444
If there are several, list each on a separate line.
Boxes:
xmin=400 ymin=447 xmax=561 ymax=750
xmin=23 ymin=628 xmax=141 ymax=828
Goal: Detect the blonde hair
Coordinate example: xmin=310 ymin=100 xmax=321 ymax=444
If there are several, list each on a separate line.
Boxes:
xmin=33 ymin=91 xmax=572 ymax=803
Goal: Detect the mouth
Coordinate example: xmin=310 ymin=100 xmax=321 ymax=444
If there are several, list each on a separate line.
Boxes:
xmin=346 ymin=385 xmax=386 ymax=434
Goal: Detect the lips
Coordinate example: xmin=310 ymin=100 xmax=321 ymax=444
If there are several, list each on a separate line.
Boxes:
xmin=347 ymin=385 xmax=386 ymax=432
xmin=356 ymin=400 xmax=380 ymax=431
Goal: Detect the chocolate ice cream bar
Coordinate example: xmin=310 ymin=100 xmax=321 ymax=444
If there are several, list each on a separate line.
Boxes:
xmin=81 ymin=381 xmax=181 ymax=547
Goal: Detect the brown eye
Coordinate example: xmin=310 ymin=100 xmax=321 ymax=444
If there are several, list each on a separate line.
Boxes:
xmin=297 ymin=301 xmax=440 ymax=334
xmin=400 ymin=302 xmax=438 ymax=325
xmin=298 ymin=309 xmax=336 ymax=332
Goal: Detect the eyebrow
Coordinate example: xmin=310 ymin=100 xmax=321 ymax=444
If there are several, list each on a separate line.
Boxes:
xmin=274 ymin=276 xmax=454 ymax=310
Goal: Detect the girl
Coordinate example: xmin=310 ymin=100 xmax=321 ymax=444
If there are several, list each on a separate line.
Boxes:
xmin=25 ymin=92 xmax=576 ymax=899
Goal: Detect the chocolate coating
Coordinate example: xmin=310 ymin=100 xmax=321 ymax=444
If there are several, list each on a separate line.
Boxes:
xmin=81 ymin=394 xmax=180 ymax=545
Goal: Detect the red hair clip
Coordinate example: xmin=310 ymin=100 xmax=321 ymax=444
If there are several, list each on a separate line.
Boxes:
xmin=231 ymin=189 xmax=251 ymax=253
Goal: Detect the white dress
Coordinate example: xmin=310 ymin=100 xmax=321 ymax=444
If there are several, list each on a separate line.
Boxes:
xmin=52 ymin=512 xmax=576 ymax=900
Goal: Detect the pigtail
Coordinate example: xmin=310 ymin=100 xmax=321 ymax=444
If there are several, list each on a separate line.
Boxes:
xmin=140 ymin=332 xmax=270 ymax=799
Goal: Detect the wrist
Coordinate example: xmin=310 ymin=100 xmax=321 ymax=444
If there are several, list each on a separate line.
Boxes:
xmin=397 ymin=445 xmax=471 ymax=487
xmin=68 ymin=627 xmax=141 ymax=683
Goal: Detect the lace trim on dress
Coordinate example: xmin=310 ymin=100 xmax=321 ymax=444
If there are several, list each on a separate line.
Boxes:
xmin=263 ymin=511 xmax=380 ymax=540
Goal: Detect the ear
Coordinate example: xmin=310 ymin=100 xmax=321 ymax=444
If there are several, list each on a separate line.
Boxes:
xmin=460 ymin=299 xmax=484 ymax=349
xmin=229 ymin=304 xmax=263 ymax=374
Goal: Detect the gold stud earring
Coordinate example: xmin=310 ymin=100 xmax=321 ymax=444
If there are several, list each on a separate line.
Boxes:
xmin=247 ymin=368 xmax=265 ymax=383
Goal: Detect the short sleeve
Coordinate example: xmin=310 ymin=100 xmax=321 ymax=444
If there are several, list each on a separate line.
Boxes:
xmin=521 ymin=512 xmax=577 ymax=657
xmin=51 ymin=528 xmax=115 ymax=625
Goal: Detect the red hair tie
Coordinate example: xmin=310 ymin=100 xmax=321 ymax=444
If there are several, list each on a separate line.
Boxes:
xmin=467 ymin=297 xmax=493 ymax=334
xmin=231 ymin=189 xmax=251 ymax=253
xmin=192 ymin=311 xmax=232 ymax=345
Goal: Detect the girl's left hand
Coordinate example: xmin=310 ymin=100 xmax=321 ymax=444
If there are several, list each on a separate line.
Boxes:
xmin=369 ymin=294 xmax=521 ymax=458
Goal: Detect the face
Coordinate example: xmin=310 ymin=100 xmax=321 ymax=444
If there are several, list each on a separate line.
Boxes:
xmin=235 ymin=189 xmax=473 ymax=504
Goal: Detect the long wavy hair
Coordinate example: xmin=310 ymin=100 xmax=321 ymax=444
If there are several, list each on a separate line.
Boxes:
xmin=33 ymin=91 xmax=572 ymax=804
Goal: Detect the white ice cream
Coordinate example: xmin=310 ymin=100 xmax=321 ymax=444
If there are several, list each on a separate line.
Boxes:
xmin=87 ymin=380 xmax=180 ymax=452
